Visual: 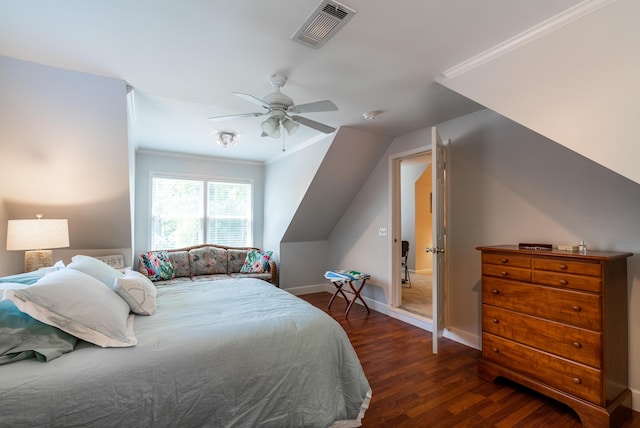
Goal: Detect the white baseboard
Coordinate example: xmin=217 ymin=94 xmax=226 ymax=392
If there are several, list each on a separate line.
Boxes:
xmin=287 ymin=285 xmax=638 ymax=412
xmin=289 ymin=285 xmax=480 ymax=349
xmin=446 ymin=327 xmax=480 ymax=350
xmin=284 ymin=283 xmax=330 ymax=296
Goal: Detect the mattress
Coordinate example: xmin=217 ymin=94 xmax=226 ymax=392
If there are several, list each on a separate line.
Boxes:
xmin=0 ymin=278 xmax=371 ymax=427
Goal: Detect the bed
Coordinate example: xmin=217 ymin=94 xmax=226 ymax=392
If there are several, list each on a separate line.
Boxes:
xmin=0 ymin=267 xmax=371 ymax=427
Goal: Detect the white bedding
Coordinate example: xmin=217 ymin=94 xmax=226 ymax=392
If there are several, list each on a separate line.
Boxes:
xmin=0 ymin=278 xmax=371 ymax=427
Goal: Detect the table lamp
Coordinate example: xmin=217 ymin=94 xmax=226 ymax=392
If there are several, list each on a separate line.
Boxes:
xmin=6 ymin=214 xmax=70 ymax=272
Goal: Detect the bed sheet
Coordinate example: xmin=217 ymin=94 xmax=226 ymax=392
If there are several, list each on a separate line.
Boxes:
xmin=0 ymin=278 xmax=370 ymax=427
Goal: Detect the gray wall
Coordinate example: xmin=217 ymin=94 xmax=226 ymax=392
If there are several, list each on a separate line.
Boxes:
xmin=323 ymin=108 xmax=640 ymax=409
xmin=0 ymin=56 xmax=131 ymax=275
xmin=263 ymin=128 xmax=391 ymax=290
xmin=134 ymin=150 xmax=265 ymax=258
xmin=263 ymin=135 xmax=333 ymax=289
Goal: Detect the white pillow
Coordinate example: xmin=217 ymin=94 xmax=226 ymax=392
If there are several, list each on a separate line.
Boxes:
xmin=4 ymin=269 xmax=136 ymax=348
xmin=0 ymin=282 xmax=32 ymax=301
xmin=114 ymin=270 xmax=157 ymax=316
xmin=67 ymin=255 xmax=124 ymax=290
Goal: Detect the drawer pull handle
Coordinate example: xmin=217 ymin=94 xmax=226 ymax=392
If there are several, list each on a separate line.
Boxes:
xmin=559 ymin=280 xmax=568 ymax=286
xmin=492 ymin=347 xmax=499 ymax=353
xmin=492 ymin=289 xmax=500 ymax=295
xmin=572 ymin=305 xmax=582 ymax=312
xmin=492 ymin=318 xmax=499 ymax=324
xmin=559 ymin=264 xmax=568 ymax=270
xmin=573 ymin=377 xmax=582 ymax=384
xmin=500 ymin=258 xmax=508 ymax=264
xmin=500 ymin=271 xmax=508 ymax=276
xmin=573 ymin=342 xmax=582 ymax=348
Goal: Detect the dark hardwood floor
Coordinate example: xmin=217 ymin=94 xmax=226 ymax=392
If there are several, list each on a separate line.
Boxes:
xmin=299 ymin=292 xmax=640 ymax=428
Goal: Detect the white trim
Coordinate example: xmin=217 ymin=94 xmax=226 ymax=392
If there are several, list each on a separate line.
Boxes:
xmin=440 ymin=0 xmax=616 ymax=79
xmin=632 ymin=387 xmax=640 ymax=412
xmin=284 ymin=283 xmax=330 ymax=296
xmin=388 ymin=145 xmax=433 ymax=309
xmin=289 ymin=287 xmax=482 ymax=351
xmin=287 ymin=289 xmax=640 ymax=412
xmin=148 ymin=173 xmax=254 ymax=249
xmin=445 ymin=326 xmax=480 ymax=350
xmin=137 ymin=148 xmax=263 ymax=166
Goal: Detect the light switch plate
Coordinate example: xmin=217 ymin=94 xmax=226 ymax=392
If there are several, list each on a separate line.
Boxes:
xmin=378 ymin=227 xmax=387 ymax=236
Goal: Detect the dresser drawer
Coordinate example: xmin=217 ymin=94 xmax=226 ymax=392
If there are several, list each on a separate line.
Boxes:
xmin=533 ymin=258 xmax=601 ymax=277
xmin=482 ymin=333 xmax=603 ymax=405
xmin=482 ymin=305 xmax=602 ymax=368
xmin=482 ymin=277 xmax=602 ymax=331
xmin=532 ymin=271 xmax=601 ymax=293
xmin=482 ymin=252 xmax=530 ymax=268
xmin=482 ymin=264 xmax=531 ymax=282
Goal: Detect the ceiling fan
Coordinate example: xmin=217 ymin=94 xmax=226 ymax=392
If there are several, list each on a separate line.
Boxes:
xmin=208 ymin=74 xmax=338 ymax=138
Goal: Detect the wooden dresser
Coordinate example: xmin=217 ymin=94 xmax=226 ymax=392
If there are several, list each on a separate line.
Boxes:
xmin=477 ymin=245 xmax=632 ymax=428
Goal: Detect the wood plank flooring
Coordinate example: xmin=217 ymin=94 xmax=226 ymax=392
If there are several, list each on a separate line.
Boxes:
xmin=299 ymin=292 xmax=640 ymax=428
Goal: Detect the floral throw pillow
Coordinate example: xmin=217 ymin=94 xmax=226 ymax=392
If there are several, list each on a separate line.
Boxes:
xmin=140 ymin=251 xmax=175 ymax=281
xmin=240 ymin=250 xmax=273 ymax=274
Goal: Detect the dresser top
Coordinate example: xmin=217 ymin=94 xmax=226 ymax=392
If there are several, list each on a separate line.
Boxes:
xmin=476 ymin=245 xmax=632 ymax=261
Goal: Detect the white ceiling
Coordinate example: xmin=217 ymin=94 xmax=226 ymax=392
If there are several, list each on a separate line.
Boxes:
xmin=0 ymin=0 xmax=583 ymax=163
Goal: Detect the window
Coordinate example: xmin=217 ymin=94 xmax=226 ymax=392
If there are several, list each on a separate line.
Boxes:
xmin=151 ymin=175 xmax=252 ymax=249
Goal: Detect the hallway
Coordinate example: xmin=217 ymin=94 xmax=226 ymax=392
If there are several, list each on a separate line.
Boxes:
xmin=400 ymin=272 xmax=432 ymax=318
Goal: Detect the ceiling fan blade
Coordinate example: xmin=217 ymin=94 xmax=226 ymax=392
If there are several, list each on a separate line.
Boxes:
xmin=289 ymin=100 xmax=338 ymax=114
xmin=233 ymin=92 xmax=270 ymax=110
xmin=208 ymin=112 xmax=266 ymax=122
xmin=291 ymin=115 xmax=336 ymax=134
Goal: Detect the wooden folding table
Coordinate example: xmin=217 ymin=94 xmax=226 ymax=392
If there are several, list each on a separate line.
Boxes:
xmin=324 ymin=270 xmax=371 ymax=318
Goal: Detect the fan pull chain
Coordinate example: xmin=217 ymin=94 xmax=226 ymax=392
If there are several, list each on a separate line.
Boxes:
xmin=282 ymin=119 xmax=286 ymax=152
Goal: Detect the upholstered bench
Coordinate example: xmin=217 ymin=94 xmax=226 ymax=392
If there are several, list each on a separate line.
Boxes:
xmin=137 ymin=244 xmax=277 ymax=286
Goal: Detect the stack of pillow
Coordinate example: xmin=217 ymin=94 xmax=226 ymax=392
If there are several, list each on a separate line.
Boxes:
xmin=0 ymin=255 xmax=157 ymax=365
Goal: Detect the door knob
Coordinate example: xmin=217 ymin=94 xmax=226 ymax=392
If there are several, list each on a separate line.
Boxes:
xmin=425 ymin=247 xmax=444 ymax=253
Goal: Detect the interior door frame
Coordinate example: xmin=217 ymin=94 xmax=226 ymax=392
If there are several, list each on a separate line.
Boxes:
xmin=389 ymin=145 xmax=432 ymax=310
xmin=431 ymin=126 xmax=447 ymax=353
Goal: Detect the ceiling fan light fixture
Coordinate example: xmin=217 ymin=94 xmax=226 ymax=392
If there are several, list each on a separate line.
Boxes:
xmin=216 ymin=132 xmax=236 ymax=148
xmin=282 ymin=117 xmax=299 ymax=135
xmin=210 ymin=73 xmax=339 ymax=140
xmin=260 ymin=116 xmax=280 ymax=137
xmin=363 ymin=111 xmax=378 ymax=120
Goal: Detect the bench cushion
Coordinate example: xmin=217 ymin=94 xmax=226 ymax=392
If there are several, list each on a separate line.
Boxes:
xmin=189 ymin=246 xmax=227 ymax=276
xmin=167 ymin=251 xmax=190 ymax=278
xmin=227 ymin=249 xmax=248 ymax=274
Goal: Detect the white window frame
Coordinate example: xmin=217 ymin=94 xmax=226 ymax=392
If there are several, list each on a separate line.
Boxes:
xmin=149 ymin=172 xmax=254 ymax=250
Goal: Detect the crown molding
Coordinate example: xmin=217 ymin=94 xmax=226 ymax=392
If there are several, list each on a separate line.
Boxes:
xmin=441 ymin=0 xmax=616 ymax=79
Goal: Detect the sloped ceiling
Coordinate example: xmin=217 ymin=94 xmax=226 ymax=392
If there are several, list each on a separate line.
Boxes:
xmin=282 ymin=127 xmax=392 ymax=242
xmin=0 ymin=0 xmax=583 ymax=163
xmin=437 ymin=0 xmax=640 ymax=184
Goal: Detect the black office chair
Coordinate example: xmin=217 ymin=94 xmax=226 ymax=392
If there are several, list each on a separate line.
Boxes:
xmin=401 ymin=240 xmax=411 ymax=288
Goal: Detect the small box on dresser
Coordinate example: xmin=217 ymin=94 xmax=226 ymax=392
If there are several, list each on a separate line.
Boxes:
xmin=476 ymin=245 xmax=632 ymax=428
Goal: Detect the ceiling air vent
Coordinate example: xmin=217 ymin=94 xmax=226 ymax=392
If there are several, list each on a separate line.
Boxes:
xmin=291 ymin=0 xmax=356 ymax=49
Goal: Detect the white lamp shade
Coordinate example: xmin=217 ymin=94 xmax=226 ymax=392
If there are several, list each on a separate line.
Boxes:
xmin=260 ymin=116 xmax=280 ymax=138
xmin=6 ymin=219 xmax=70 ymax=251
xmin=282 ymin=118 xmax=299 ymax=136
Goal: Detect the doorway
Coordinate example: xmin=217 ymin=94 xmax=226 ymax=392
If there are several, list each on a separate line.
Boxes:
xmin=399 ymin=153 xmax=432 ymax=318
xmin=390 ymin=127 xmax=447 ymax=353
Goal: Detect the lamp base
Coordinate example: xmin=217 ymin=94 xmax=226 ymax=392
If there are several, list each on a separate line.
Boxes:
xmin=24 ymin=250 xmax=53 ymax=272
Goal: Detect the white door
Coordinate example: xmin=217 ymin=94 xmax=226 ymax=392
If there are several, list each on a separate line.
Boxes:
xmin=428 ymin=126 xmax=446 ymax=353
